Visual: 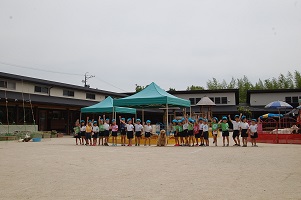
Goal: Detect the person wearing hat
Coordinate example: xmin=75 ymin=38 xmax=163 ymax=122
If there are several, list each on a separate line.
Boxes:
xmin=249 ymin=118 xmax=260 ymax=147
xmin=85 ymin=117 xmax=93 ymax=146
xmin=219 ymin=116 xmax=230 ymax=147
xmin=92 ymin=121 xmax=99 ymax=146
xmin=239 ymin=116 xmax=249 ymax=147
xmin=144 ymin=120 xmax=152 ymax=146
xmin=172 ymin=119 xmax=180 ymax=146
xmin=187 ymin=118 xmax=195 ymax=147
xmin=134 ymin=118 xmax=143 ymax=146
xmin=211 ymin=117 xmax=219 ymax=146
xmin=110 ymin=119 xmax=119 ymax=146
xmin=103 ymin=115 xmax=110 ymax=146
xmin=119 ymin=116 xmax=127 ymax=146
xmin=198 ymin=117 xmax=205 ymax=146
xmin=126 ymin=118 xmax=134 ymax=146
xmin=182 ymin=117 xmax=189 ymax=146
xmin=98 ymin=117 xmax=105 ymax=146
xmin=178 ymin=119 xmax=184 ymax=146
xmin=228 ymin=113 xmax=242 ymax=146
xmin=73 ymin=119 xmax=81 ymax=145
xmin=202 ymin=118 xmax=210 ymax=146
xmin=80 ymin=119 xmax=86 ymax=145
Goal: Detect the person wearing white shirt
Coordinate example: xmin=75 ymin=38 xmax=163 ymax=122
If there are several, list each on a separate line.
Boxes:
xmin=80 ymin=120 xmax=86 ymax=145
xmin=144 ymin=120 xmax=152 ymax=146
xmin=182 ymin=119 xmax=189 ymax=146
xmin=202 ymin=119 xmax=209 ymax=146
xmin=103 ymin=116 xmax=110 ymax=146
xmin=229 ymin=114 xmax=242 ymax=146
xmin=239 ymin=116 xmax=250 ymax=147
xmin=126 ymin=118 xmax=134 ymax=146
xmin=249 ymin=118 xmax=259 ymax=147
xmin=198 ymin=118 xmax=205 ymax=146
xmin=134 ymin=119 xmax=143 ymax=146
xmin=92 ymin=121 xmax=99 ymax=146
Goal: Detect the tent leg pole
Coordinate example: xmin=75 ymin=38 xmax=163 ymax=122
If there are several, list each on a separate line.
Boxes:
xmin=166 ymin=104 xmax=169 ymax=133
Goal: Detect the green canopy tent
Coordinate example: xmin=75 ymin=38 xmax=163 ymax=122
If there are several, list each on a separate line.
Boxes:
xmin=81 ymin=96 xmax=136 ymax=120
xmin=114 ymin=82 xmax=190 ymax=129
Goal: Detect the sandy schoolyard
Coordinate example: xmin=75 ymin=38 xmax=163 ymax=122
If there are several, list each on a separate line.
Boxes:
xmin=0 ymin=137 xmax=301 ymax=200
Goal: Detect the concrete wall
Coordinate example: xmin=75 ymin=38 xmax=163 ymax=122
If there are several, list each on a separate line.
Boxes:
xmin=250 ymin=92 xmax=301 ymax=106
xmin=0 ymin=125 xmax=38 ymax=134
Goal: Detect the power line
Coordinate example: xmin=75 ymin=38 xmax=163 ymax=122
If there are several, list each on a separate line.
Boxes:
xmin=0 ymin=60 xmax=128 ymax=92
xmin=0 ymin=61 xmax=82 ymax=76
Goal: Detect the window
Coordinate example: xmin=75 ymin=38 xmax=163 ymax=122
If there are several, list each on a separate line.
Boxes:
xmin=189 ymin=98 xmax=195 ymax=105
xmin=292 ymin=96 xmax=299 ymax=103
xmin=0 ymin=80 xmax=16 ymax=90
xmin=196 ymin=98 xmax=201 ymax=104
xmin=63 ymin=90 xmax=74 ymax=97
xmin=285 ymin=97 xmax=291 ymax=103
xmin=34 ymin=86 xmax=49 ymax=94
xmin=209 ymin=97 xmax=214 ymax=102
xmin=86 ymin=93 xmax=95 ymax=100
xmin=221 ymin=97 xmax=228 ymax=104
xmin=215 ymin=97 xmax=221 ymax=104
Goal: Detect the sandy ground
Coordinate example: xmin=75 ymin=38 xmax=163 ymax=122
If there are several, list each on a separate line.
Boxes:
xmin=1 ymin=137 xmax=301 ymax=200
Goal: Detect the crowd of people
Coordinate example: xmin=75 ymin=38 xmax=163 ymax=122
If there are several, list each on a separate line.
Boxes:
xmin=73 ymin=114 xmax=261 ymax=147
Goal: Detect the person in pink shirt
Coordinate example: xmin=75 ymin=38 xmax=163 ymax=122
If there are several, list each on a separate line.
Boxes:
xmin=110 ymin=119 xmax=119 ymax=146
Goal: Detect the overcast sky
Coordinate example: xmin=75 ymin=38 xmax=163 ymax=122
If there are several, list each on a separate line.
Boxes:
xmin=0 ymin=0 xmax=301 ymax=92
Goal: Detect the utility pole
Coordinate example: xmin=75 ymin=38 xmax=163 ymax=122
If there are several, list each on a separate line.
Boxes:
xmin=82 ymin=72 xmax=95 ymax=88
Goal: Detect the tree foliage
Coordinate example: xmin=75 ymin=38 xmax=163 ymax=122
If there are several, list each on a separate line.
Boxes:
xmin=186 ymin=85 xmax=204 ymax=91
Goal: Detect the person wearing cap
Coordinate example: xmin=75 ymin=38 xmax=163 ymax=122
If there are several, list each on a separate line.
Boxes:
xmin=172 ymin=119 xmax=180 ymax=146
xmin=80 ymin=119 xmax=86 ymax=145
xmin=73 ymin=119 xmax=81 ymax=145
xmin=134 ymin=118 xmax=143 ymax=146
xmin=103 ymin=115 xmax=110 ymax=146
xmin=228 ymin=113 xmax=242 ymax=146
xmin=126 ymin=118 xmax=134 ymax=146
xmin=92 ymin=121 xmax=99 ymax=146
xmin=178 ymin=119 xmax=184 ymax=146
xmin=219 ymin=116 xmax=230 ymax=147
xmin=202 ymin=118 xmax=210 ymax=146
xmin=110 ymin=119 xmax=118 ymax=146
xmin=211 ymin=117 xmax=219 ymax=146
xmin=85 ymin=117 xmax=93 ymax=146
xmin=187 ymin=118 xmax=195 ymax=147
xmin=98 ymin=117 xmax=105 ymax=146
xmin=144 ymin=120 xmax=152 ymax=146
xmin=119 ymin=116 xmax=127 ymax=146
xmin=249 ymin=118 xmax=260 ymax=147
xmin=198 ymin=117 xmax=205 ymax=146
xmin=239 ymin=116 xmax=249 ymax=147
xmin=181 ymin=117 xmax=189 ymax=146
xmin=193 ymin=119 xmax=199 ymax=146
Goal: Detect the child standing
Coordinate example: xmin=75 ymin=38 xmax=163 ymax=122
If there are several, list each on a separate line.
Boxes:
xmin=80 ymin=120 xmax=86 ymax=145
xmin=144 ymin=120 xmax=152 ymax=146
xmin=119 ymin=116 xmax=127 ymax=146
xmin=198 ymin=118 xmax=204 ymax=146
xmin=249 ymin=119 xmax=259 ymax=147
xmin=73 ymin=119 xmax=81 ymax=145
xmin=193 ymin=120 xmax=199 ymax=146
xmin=228 ymin=114 xmax=242 ymax=146
xmin=203 ymin=119 xmax=209 ymax=147
xmin=92 ymin=121 xmax=99 ymax=146
xmin=103 ymin=117 xmax=110 ymax=146
xmin=219 ymin=116 xmax=230 ymax=147
xmin=239 ymin=116 xmax=249 ymax=147
xmin=110 ymin=119 xmax=118 ymax=146
xmin=85 ymin=117 xmax=93 ymax=146
xmin=172 ymin=120 xmax=180 ymax=146
xmin=187 ymin=118 xmax=194 ymax=146
xmin=178 ymin=120 xmax=184 ymax=146
xmin=134 ymin=119 xmax=143 ymax=146
xmin=126 ymin=118 xmax=134 ymax=146
xmin=182 ymin=117 xmax=189 ymax=146
xmin=98 ymin=117 xmax=105 ymax=146
xmin=211 ymin=117 xmax=219 ymax=146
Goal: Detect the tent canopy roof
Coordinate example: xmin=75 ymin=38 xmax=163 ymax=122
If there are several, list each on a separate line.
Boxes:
xmin=81 ymin=96 xmax=136 ymax=114
xmin=114 ymin=82 xmax=190 ymax=108
xmin=196 ymin=96 xmax=216 ymax=106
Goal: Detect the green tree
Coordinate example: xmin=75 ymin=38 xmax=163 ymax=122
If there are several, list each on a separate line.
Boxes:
xmin=168 ymin=88 xmax=176 ymax=92
xmin=294 ymin=70 xmax=301 ymax=88
xmin=186 ymin=85 xmax=204 ymax=90
xmin=135 ymin=84 xmax=145 ymax=93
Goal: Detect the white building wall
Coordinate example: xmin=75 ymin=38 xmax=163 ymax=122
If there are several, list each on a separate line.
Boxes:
xmin=250 ymin=92 xmax=301 ymax=106
xmin=173 ymin=93 xmax=236 ymax=105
